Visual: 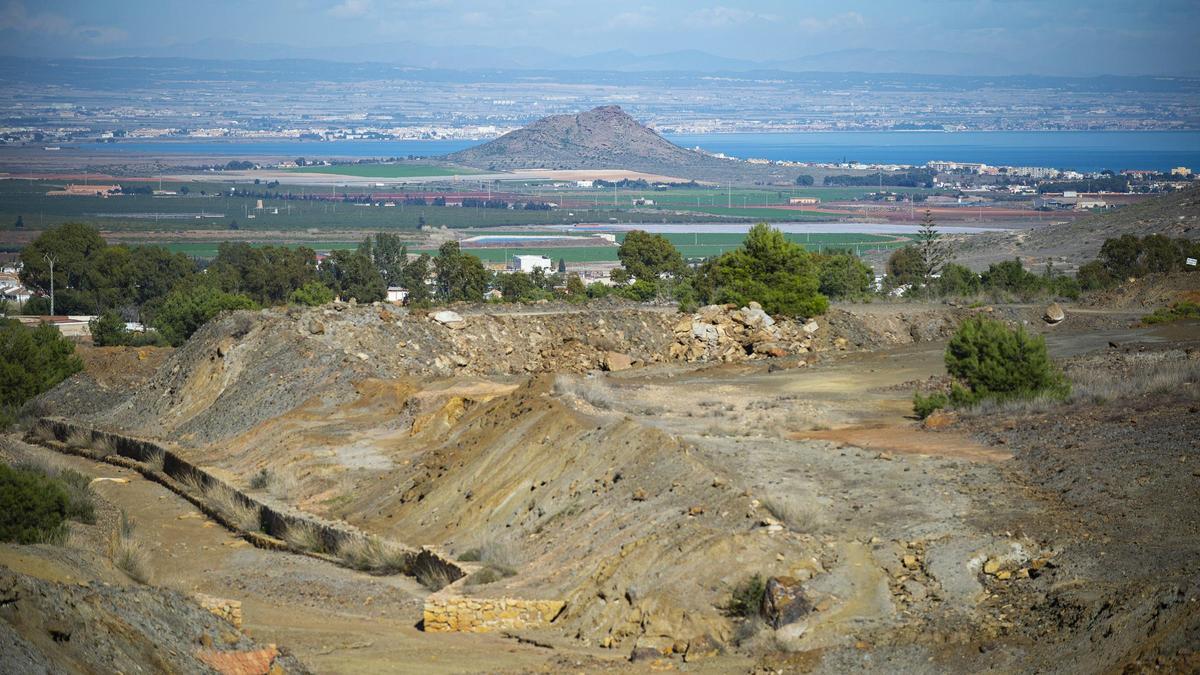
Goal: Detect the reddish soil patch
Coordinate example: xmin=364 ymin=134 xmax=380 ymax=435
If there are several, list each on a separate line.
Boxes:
xmin=793 ymin=424 xmax=1012 ymax=463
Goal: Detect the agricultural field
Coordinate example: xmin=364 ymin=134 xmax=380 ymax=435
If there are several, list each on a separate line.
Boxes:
xmin=0 ymin=180 xmax=721 ymax=235
xmin=551 ymin=185 xmax=941 ymax=209
xmin=461 ymin=230 xmax=911 ymax=265
xmin=290 ymin=163 xmax=484 ymax=178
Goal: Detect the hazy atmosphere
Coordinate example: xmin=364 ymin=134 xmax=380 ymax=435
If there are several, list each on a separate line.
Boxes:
xmin=3 ymin=0 xmax=1199 ymax=75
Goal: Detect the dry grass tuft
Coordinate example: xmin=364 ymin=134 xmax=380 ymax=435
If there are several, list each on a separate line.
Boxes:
xmin=282 ymin=520 xmax=326 ymax=553
xmin=761 ymin=494 xmax=822 ymax=533
xmin=412 ymin=556 xmax=456 ymax=591
xmin=552 ymin=375 xmax=617 ymax=410
xmin=267 ymin=469 xmax=299 ymax=500
xmin=114 ymin=537 xmax=150 ymax=584
xmin=337 ymin=535 xmax=410 ymax=574
xmin=119 ymin=510 xmax=136 ymax=538
xmin=91 ymin=434 xmax=119 ymax=456
xmin=457 ymin=538 xmax=519 ymax=572
xmin=30 ymin=421 xmax=58 ymax=444
xmin=176 ymin=470 xmax=207 ymax=495
xmin=141 ymin=448 xmax=165 ymax=473
xmin=65 ymin=427 xmax=93 ymax=449
xmin=203 ymin=482 xmax=261 ymax=532
xmin=1069 ymin=358 xmax=1200 ymax=404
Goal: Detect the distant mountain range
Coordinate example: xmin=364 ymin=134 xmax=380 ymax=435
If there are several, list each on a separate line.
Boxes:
xmin=27 ymin=38 xmax=1038 ymax=77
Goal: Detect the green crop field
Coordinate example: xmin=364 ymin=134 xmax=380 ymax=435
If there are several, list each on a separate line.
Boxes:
xmin=148 ymin=241 xmax=366 ymax=258
xmin=0 ymin=181 xmax=725 ymax=234
xmin=289 ymin=164 xmax=484 ymax=178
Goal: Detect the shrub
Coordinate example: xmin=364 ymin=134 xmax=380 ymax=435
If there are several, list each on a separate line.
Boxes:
xmin=935 ymin=263 xmax=982 ymax=297
xmin=9 ymin=459 xmax=95 ymax=526
xmin=760 ymin=494 xmax=821 ymax=532
xmin=981 ymin=259 xmax=1044 ymax=300
xmin=945 ymin=317 xmax=1068 ymax=406
xmin=1143 ymin=301 xmax=1200 ymax=325
xmin=0 ymin=463 xmax=69 ymax=544
xmin=912 ymin=390 xmax=949 ymax=419
xmin=465 ymin=567 xmax=511 ymax=586
xmin=54 ymin=467 xmax=95 ymax=524
xmin=289 ymin=281 xmax=335 ymax=307
xmin=0 ymin=319 xmax=84 ymax=429
xmin=816 ymin=252 xmax=874 ymax=299
xmin=114 ymin=537 xmax=150 ymax=583
xmin=249 ymin=468 xmax=269 ymax=490
xmin=724 ymin=574 xmax=766 ymax=618
xmin=150 ymin=284 xmax=257 ymax=346
xmin=697 ymin=223 xmax=828 ymax=317
xmin=1077 ymin=260 xmax=1115 ymax=291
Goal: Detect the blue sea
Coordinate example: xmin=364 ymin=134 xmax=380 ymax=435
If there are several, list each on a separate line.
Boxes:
xmin=53 ymin=130 xmax=1200 ymax=173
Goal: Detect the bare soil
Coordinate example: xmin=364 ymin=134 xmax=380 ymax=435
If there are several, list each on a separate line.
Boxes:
xmin=7 ymin=298 xmax=1200 ymax=673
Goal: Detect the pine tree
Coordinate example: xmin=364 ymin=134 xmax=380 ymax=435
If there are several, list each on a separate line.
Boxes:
xmin=915 ymin=210 xmax=948 ymax=289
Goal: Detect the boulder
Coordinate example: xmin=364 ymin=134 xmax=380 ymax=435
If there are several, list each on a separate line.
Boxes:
xmin=697 ymin=305 xmax=726 ymax=323
xmin=753 ymin=342 xmax=788 ymax=358
xmin=1043 ymin=303 xmax=1065 ymax=324
xmin=603 ymin=351 xmax=634 ymax=372
xmin=743 ymin=307 xmax=775 ymax=328
xmin=801 ymin=320 xmax=819 ymax=335
xmin=922 ymin=409 xmax=958 ymax=429
xmin=691 ymin=322 xmax=719 ymax=344
xmin=431 ymin=310 xmax=466 ymax=328
xmin=761 ymin=576 xmax=811 ymax=628
xmin=684 ymin=635 xmax=721 ymax=662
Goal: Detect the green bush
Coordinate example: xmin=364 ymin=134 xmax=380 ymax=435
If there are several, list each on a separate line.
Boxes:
xmin=150 ymin=284 xmax=258 ymax=346
xmin=0 ymin=319 xmax=84 ymax=429
xmin=1143 ymin=301 xmax=1200 ymax=325
xmin=698 ymin=223 xmax=828 ymax=317
xmin=724 ymin=574 xmax=766 ymax=618
xmin=945 ymin=317 xmax=1068 ymax=406
xmin=89 ymin=311 xmax=168 ymax=347
xmin=1076 ymin=260 xmax=1116 ymax=291
xmin=935 ymin=263 xmax=982 ymax=297
xmin=289 ymin=281 xmax=335 ymax=306
xmin=816 ymin=252 xmax=874 ymax=299
xmin=0 ymin=464 xmax=69 ymax=544
xmin=615 ymin=279 xmax=659 ymax=302
xmin=912 ymin=391 xmax=949 ymax=419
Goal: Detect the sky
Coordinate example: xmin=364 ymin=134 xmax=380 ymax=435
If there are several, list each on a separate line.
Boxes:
xmin=1 ymin=0 xmax=1198 ymax=76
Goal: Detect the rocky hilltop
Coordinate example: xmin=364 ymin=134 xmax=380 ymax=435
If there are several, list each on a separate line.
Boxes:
xmin=445 ymin=105 xmax=737 ymax=175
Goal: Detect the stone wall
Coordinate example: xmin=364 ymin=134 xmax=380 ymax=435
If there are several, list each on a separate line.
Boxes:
xmin=193 ymin=593 xmax=243 ymax=629
xmin=28 ymin=418 xmax=463 ymax=585
xmin=423 ymin=596 xmax=566 ymax=633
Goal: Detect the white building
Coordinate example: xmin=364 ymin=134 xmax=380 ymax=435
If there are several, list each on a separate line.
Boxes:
xmin=386 ymin=287 xmax=409 ymax=304
xmin=510 ymin=255 xmax=553 ymax=273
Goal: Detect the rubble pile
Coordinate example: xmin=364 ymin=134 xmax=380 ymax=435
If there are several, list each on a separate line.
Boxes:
xmin=668 ymin=303 xmax=819 ymax=362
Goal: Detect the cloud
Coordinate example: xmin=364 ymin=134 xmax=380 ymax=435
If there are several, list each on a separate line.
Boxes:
xmin=796 ymin=11 xmax=865 ymax=33
xmin=328 ymin=0 xmax=372 ymax=18
xmin=606 ymin=9 xmax=656 ymax=31
xmin=685 ymin=6 xmax=776 ymax=29
xmin=0 ymin=0 xmax=126 ymax=43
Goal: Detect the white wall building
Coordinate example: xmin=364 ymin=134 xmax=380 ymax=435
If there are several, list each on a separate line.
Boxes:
xmin=510 ymin=255 xmax=553 ymax=273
